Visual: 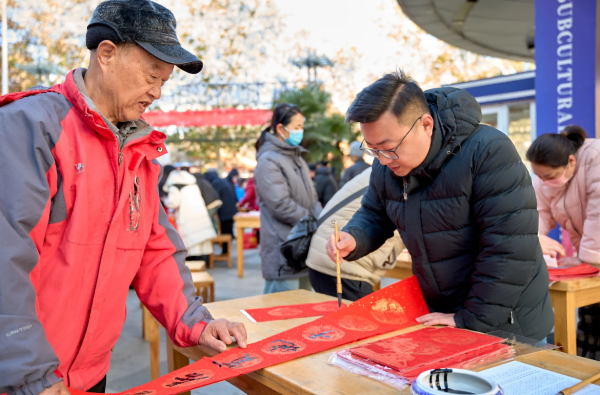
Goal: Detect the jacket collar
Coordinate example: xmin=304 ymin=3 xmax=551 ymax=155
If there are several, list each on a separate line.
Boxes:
xmin=257 ymin=132 xmax=308 ymax=159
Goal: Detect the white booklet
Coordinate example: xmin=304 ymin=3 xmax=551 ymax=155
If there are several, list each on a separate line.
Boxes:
xmin=481 ymin=361 xmax=600 ymax=395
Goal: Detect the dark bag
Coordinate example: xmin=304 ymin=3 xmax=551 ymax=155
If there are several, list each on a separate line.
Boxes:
xmin=280 ymin=187 xmax=368 ymax=273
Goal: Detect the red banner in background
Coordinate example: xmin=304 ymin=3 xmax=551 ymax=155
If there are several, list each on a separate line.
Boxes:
xmin=68 ymin=276 xmax=429 ymax=395
xmin=143 ymin=108 xmax=273 ymax=127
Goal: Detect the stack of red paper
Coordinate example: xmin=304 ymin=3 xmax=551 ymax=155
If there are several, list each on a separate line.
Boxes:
xmin=337 ymin=327 xmax=513 ymax=382
xmin=548 ymin=263 xmax=599 ymax=281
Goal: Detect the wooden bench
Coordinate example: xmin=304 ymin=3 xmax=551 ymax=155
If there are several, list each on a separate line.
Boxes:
xmin=209 ymin=234 xmax=232 ymax=269
xmin=192 ymin=271 xmax=215 ymax=303
xmin=185 ymin=260 xmax=206 ymax=272
xmin=141 ymin=305 xmax=160 ymax=380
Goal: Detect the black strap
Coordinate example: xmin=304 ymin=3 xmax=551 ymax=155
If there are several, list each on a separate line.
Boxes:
xmin=316 ymin=186 xmax=368 ymax=227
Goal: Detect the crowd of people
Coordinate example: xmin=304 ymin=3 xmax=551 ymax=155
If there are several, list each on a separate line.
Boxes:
xmin=3 ymin=0 xmax=600 ymax=393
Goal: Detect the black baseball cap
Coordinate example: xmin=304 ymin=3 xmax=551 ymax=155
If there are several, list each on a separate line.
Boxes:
xmin=86 ymin=0 xmax=203 ymax=74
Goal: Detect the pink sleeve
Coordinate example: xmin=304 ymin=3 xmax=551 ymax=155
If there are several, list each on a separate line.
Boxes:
xmin=579 ymin=154 xmax=600 ymax=264
xmin=533 ymin=176 xmax=555 ymax=236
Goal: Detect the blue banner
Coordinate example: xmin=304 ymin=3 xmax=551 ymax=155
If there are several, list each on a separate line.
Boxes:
xmin=535 ymin=0 xmax=596 ymax=137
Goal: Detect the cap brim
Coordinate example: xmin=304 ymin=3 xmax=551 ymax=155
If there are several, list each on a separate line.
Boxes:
xmin=136 ymin=41 xmax=203 ymax=74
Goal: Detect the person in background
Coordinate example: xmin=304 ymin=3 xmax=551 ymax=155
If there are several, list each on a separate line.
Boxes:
xmin=158 ymin=164 xmax=175 ymax=201
xmin=527 ymin=125 xmax=600 ymax=359
xmin=239 ymin=177 xmax=259 ymax=211
xmin=340 ymin=140 xmax=371 ymax=188
xmin=307 ymin=167 xmax=403 ymax=301
xmin=314 ymin=160 xmax=338 ymax=207
xmin=327 ymin=70 xmax=553 ymax=341
xmin=191 ymin=170 xmax=223 ymax=233
xmin=205 ymin=170 xmax=238 ymax=252
xmin=236 ymin=178 xmax=247 ymax=202
xmin=163 ymin=169 xmax=216 ymax=263
xmin=308 ymin=163 xmax=317 ymax=180
xmin=226 ymin=168 xmax=240 ymax=201
xmin=254 ymin=103 xmax=319 ymax=293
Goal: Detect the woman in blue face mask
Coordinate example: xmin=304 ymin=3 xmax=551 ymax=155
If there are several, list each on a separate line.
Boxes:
xmin=254 ymin=103 xmax=320 ymax=293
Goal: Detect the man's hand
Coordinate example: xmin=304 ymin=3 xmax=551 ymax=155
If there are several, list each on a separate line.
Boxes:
xmin=539 ymin=234 xmax=565 ymax=258
xmin=39 ymin=381 xmax=69 ymax=395
xmin=416 ymin=313 xmax=457 ymax=328
xmin=326 ymin=230 xmax=356 ymax=264
xmin=199 ymin=319 xmax=247 ymax=353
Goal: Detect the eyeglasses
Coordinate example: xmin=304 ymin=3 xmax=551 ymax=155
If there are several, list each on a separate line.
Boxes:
xmin=359 ymin=116 xmax=422 ymax=159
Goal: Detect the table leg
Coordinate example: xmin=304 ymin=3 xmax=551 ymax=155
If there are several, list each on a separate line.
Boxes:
xmin=549 ymin=289 xmax=577 ymax=355
xmin=237 ymin=225 xmax=244 ymax=278
xmin=147 ymin=314 xmax=160 ymax=380
xmin=166 ymin=337 xmax=191 ymax=395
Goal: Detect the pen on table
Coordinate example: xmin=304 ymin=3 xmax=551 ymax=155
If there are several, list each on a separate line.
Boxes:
xmin=558 ymin=371 xmax=600 ymax=395
xmin=333 ymin=221 xmax=342 ymax=307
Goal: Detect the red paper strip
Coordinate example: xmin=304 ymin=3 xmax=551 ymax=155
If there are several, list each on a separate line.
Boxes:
xmin=241 ymin=300 xmax=348 ymax=322
xmin=349 ymin=327 xmax=510 ymax=381
xmin=548 ymin=262 xmax=599 ymax=282
xmin=69 ymin=276 xmax=428 ymax=395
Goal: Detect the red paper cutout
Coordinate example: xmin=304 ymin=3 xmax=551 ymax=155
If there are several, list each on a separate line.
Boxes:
xmin=337 ymin=315 xmax=379 ymax=332
xmin=261 ymin=339 xmax=307 ymax=355
xmin=548 ymin=262 xmax=599 ymax=282
xmin=68 ymin=276 xmax=429 ymax=395
xmin=347 ymin=327 xmax=511 ymax=381
xmin=302 ymin=324 xmax=346 ymax=342
xmin=242 ymin=300 xmax=347 ymax=322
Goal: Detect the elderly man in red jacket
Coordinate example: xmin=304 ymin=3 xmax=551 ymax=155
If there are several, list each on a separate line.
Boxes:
xmin=0 ymin=1 xmax=247 ymax=394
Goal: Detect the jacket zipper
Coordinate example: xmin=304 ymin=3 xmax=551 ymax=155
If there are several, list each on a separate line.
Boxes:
xmin=403 ymin=178 xmax=408 ymax=201
xmin=510 ymin=311 xmax=514 ymax=324
xmin=117 ymin=133 xmax=126 ymax=170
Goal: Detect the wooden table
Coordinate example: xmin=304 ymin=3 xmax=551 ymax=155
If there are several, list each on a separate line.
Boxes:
xmin=382 ymin=256 xmax=600 ymax=356
xmin=549 ymin=276 xmax=600 ymax=354
xmin=166 ymin=290 xmax=600 ymax=395
xmin=233 ymin=213 xmax=260 ymax=278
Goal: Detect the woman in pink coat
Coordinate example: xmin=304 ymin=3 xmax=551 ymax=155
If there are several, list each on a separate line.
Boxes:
xmin=527 ymin=125 xmax=600 ymax=359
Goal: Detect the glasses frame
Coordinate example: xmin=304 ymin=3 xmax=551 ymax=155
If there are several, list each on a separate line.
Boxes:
xmin=359 ymin=116 xmax=422 ymax=159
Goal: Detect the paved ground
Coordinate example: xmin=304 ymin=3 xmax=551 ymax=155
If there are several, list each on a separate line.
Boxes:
xmin=105 ymin=241 xmax=398 ymax=394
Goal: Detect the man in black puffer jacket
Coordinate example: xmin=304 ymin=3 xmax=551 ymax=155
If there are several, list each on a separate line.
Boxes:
xmin=326 ymin=71 xmax=553 ymax=340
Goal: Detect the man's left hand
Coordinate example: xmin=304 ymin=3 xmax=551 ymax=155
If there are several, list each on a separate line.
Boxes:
xmin=199 ymin=319 xmax=247 ymax=353
xmin=416 ymin=312 xmax=457 ymax=327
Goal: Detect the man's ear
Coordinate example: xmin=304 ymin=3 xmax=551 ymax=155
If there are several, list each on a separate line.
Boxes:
xmin=95 ymin=40 xmax=119 ymax=68
xmin=421 ymin=113 xmax=434 ymax=137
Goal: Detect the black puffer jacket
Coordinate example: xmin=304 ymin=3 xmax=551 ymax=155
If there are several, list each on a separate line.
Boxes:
xmin=204 ymin=172 xmax=238 ymax=221
xmin=344 ymin=87 xmax=554 ymax=340
xmin=314 ymin=167 xmax=338 ymax=207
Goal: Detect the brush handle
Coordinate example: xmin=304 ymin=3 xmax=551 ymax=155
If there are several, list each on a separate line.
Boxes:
xmin=334 ymin=222 xmax=342 ymax=294
xmin=560 ymin=371 xmax=600 ymax=394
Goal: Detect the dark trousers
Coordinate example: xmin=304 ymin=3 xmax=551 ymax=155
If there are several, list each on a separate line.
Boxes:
xmin=87 ymin=376 xmax=107 ymax=393
xmin=220 ymin=219 xmax=234 ymax=253
xmin=308 ymin=268 xmax=373 ymax=302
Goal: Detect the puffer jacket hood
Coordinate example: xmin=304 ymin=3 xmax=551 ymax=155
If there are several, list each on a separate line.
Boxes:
xmin=163 ymin=169 xmax=197 ymax=190
xmin=406 ymin=87 xmax=482 ymax=191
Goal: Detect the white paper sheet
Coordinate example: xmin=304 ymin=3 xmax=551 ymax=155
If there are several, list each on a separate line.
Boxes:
xmin=481 ymin=361 xmax=600 ymax=395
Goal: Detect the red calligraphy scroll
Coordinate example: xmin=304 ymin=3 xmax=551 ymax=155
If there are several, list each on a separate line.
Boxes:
xmin=241 ymin=300 xmax=347 ymax=322
xmin=69 ymin=276 xmax=428 ymax=395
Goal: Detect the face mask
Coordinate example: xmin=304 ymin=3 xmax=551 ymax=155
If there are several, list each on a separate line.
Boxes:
xmin=283 ymin=127 xmax=304 ymax=146
xmin=542 ymin=166 xmax=572 ymax=188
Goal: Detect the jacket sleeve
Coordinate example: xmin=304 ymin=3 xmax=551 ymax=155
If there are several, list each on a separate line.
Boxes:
xmin=0 ymin=103 xmax=63 ymax=394
xmin=532 ymin=176 xmax=555 ymax=236
xmin=133 ymin=177 xmax=213 ymax=348
xmin=343 ymin=165 xmax=397 ymax=261
xmin=254 ymin=157 xmax=310 ymax=225
xmin=454 ymin=137 xmax=542 ymax=332
xmin=579 ymin=152 xmax=600 ymax=264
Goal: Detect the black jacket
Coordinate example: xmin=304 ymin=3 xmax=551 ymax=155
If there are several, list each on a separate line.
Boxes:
xmin=204 ymin=172 xmax=238 ymax=221
xmin=314 ymin=167 xmax=338 ymax=207
xmin=340 ymin=158 xmax=371 ymax=188
xmin=193 ymin=173 xmax=221 ymax=207
xmin=344 ymin=87 xmax=553 ymax=340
